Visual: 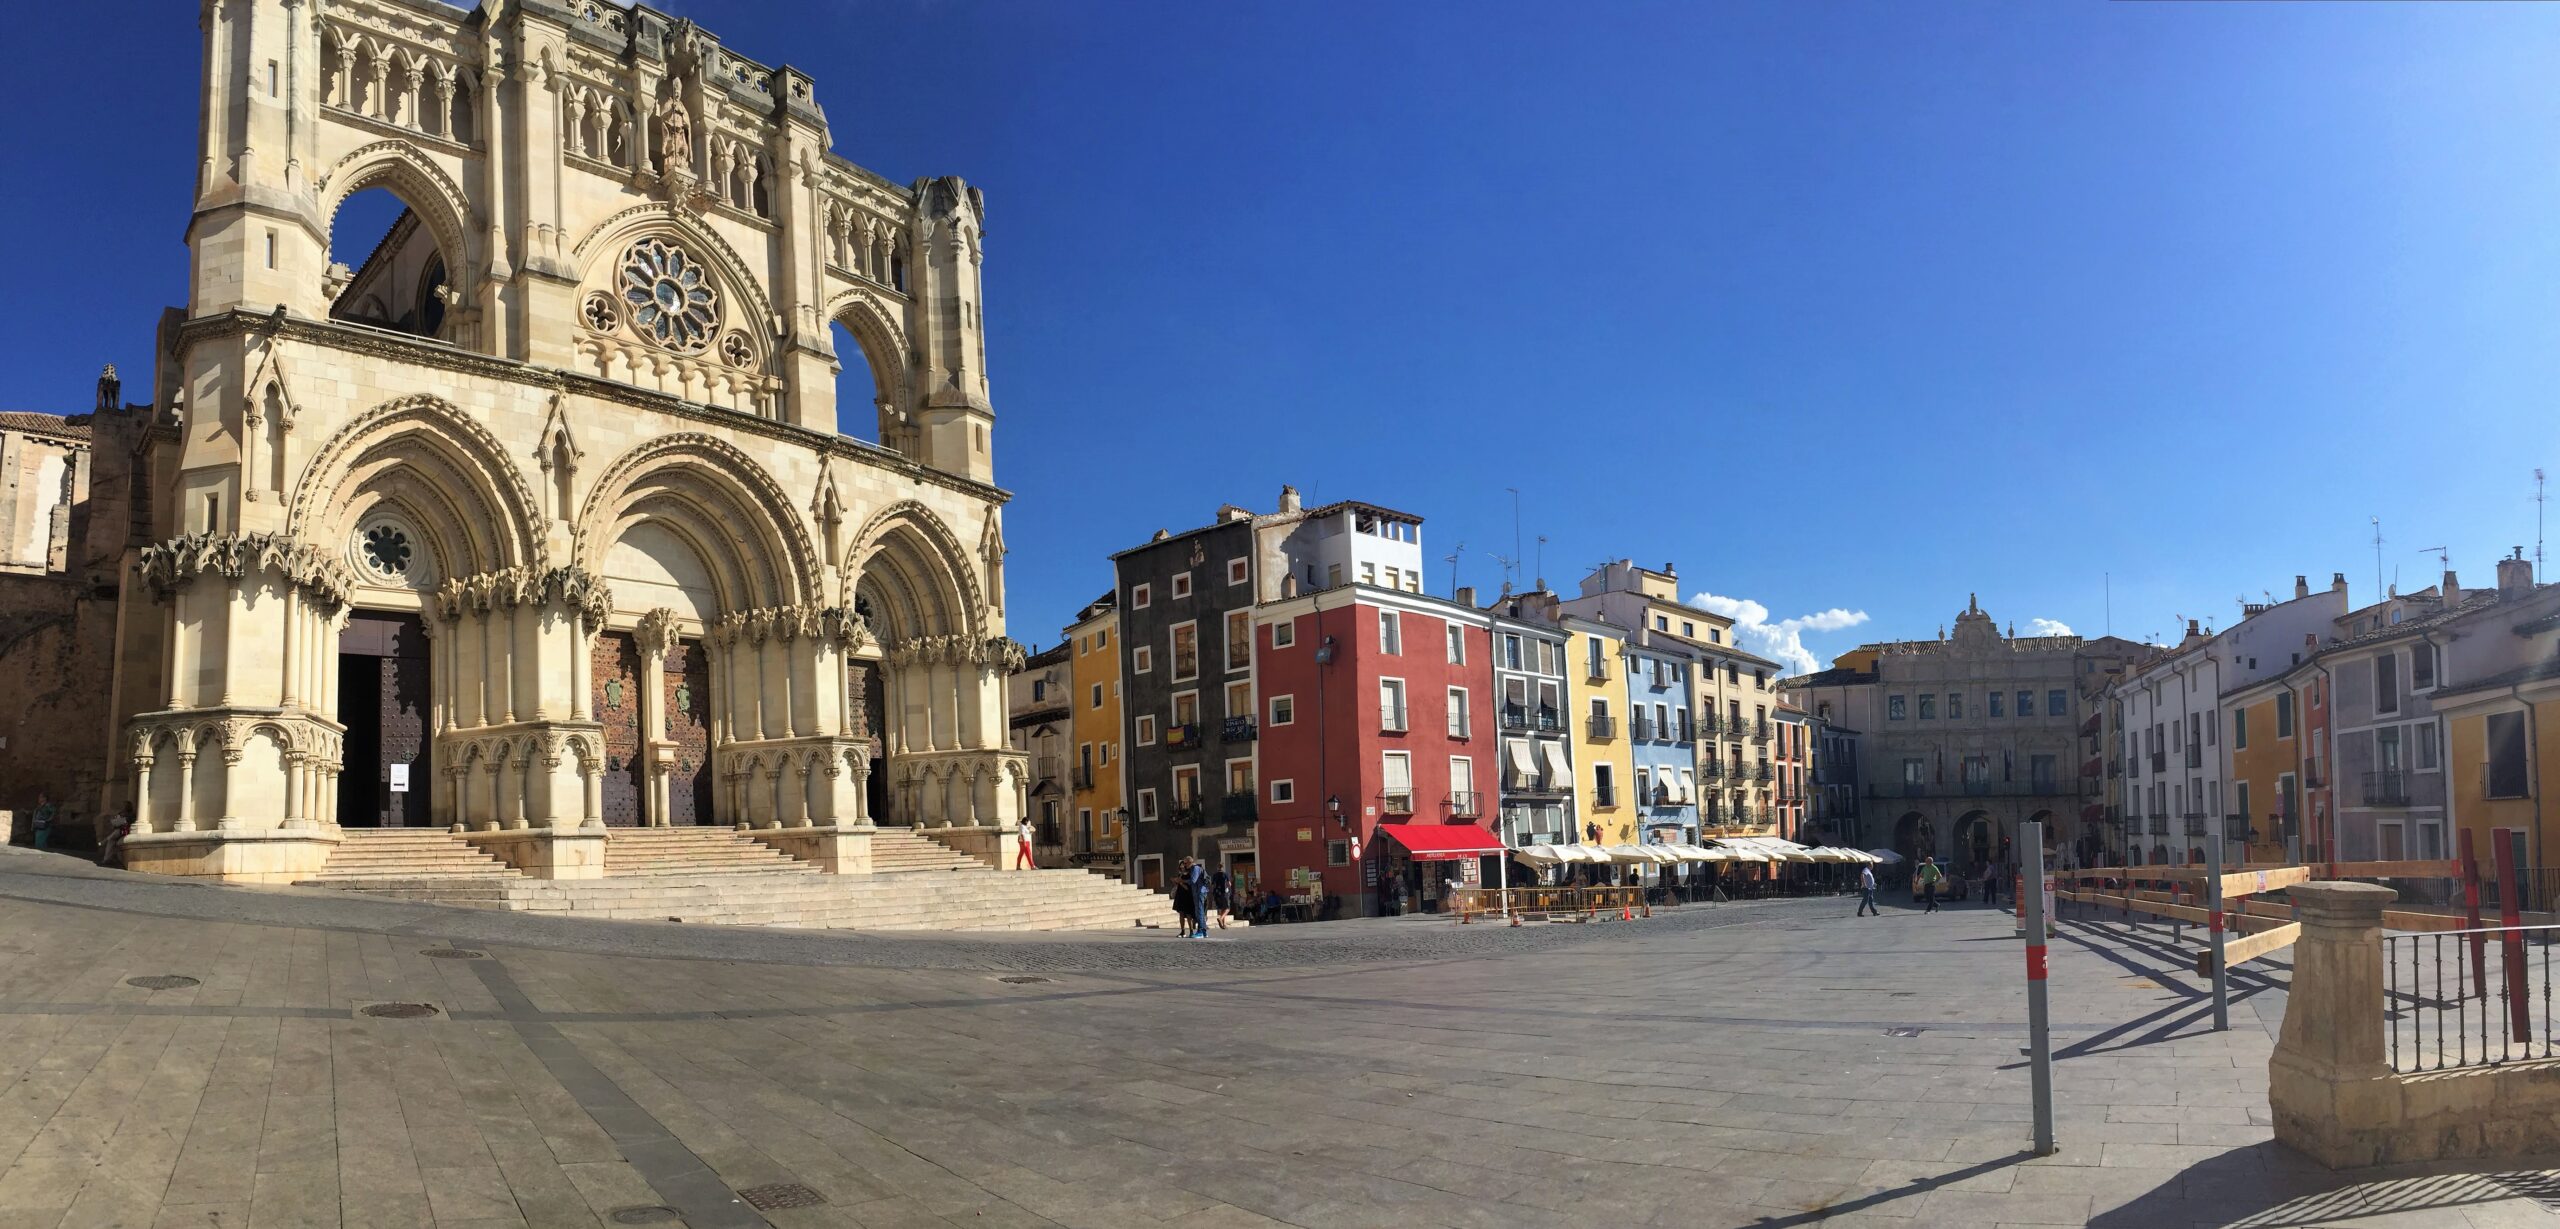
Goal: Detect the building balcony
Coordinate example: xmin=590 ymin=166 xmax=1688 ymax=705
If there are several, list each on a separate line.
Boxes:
xmin=1750 ymin=721 xmax=1772 ymax=742
xmin=1447 ymin=791 xmax=1483 ymax=818
xmin=1537 ymin=711 xmax=1564 ymax=733
xmin=2147 ymin=812 xmax=2168 ymax=834
xmin=1380 ymin=791 xmax=1415 ymax=816
xmin=1219 ymin=792 xmax=1258 ymax=824
xmin=1586 ymin=714 xmax=1616 ymax=739
xmin=2183 ymin=812 xmax=2207 ymax=837
xmin=2150 ymin=751 xmax=2167 ymax=774
xmin=2363 ymin=770 xmax=2409 ymax=808
xmin=1072 ymin=766 xmax=1096 ymax=791
xmin=1754 ymin=763 xmax=1773 ymax=782
xmin=1699 ymin=713 xmax=1724 ymax=735
xmin=2185 ymin=746 xmax=2204 ymax=770
xmin=1500 ymin=708 xmax=1531 ymax=732
xmin=1221 ymin=716 xmax=1258 ymax=743
xmin=1630 ymin=719 xmax=1655 ymax=741
xmin=2485 ymin=763 xmax=2532 ymax=802
xmin=1380 ymin=706 xmax=1408 ymax=733
xmin=1165 ymin=723 xmax=1202 ymax=750
xmin=1593 ymin=787 xmax=1618 ymax=808
xmin=1587 ymin=659 xmax=1612 ymax=682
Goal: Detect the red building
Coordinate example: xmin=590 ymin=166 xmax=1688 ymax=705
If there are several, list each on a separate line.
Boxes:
xmin=1252 ymin=585 xmax=1496 ymax=914
xmin=1772 ymin=704 xmax=1810 ymax=841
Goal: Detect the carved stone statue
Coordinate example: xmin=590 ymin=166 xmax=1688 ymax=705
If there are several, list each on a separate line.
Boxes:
xmin=656 ymin=95 xmax=693 ymax=178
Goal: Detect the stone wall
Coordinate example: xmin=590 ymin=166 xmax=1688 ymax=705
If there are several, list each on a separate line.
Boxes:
xmin=0 ymin=573 xmax=118 ymax=842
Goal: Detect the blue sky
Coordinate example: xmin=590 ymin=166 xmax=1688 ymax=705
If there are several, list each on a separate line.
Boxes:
xmin=5 ymin=2 xmax=2554 ymax=673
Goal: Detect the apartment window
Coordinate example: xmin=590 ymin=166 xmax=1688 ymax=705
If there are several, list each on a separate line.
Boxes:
xmin=1227 ymin=557 xmax=1249 ymax=586
xmin=1654 ymin=703 xmax=1671 ymax=740
xmin=2412 ymin=643 xmax=2437 ymax=691
xmin=1889 ymin=695 xmax=1907 ymax=721
xmin=1655 ymin=615 xmax=1669 ymax=631
xmin=2236 ymin=781 xmax=2251 ymax=832
xmin=1918 ymin=695 xmax=1936 ymax=720
xmin=1449 ymin=625 xmax=1468 ymax=665
xmin=1380 ymin=679 xmax=1408 ymax=731
xmin=1099 ymin=743 xmax=1112 ymax=766
xmin=1593 ymin=762 xmax=1617 ymax=808
xmin=2233 ymin=709 xmax=2248 ymax=751
xmin=1270 ymin=779 xmax=1295 ymax=804
xmin=2376 ymin=654 xmax=2400 ymax=715
xmin=2415 ymin=722 xmax=2439 ymax=772
xmin=1172 ymin=691 xmax=1200 ymax=729
xmin=2487 ymin=712 xmax=2531 ymax=799
xmin=1328 ymin=838 xmax=1350 ymax=866
xmin=1136 ymin=788 xmax=1159 ymax=821
xmin=1539 ymin=640 xmax=1560 ymax=674
xmin=1382 ymin=753 xmax=1413 ymax=813
xmin=1502 ymin=635 xmax=1522 ymax=670
xmin=2018 ymin=690 xmax=2034 ymax=718
xmin=1755 ymin=670 xmax=1767 ymax=690
xmin=1902 ymin=757 xmax=1924 ymax=785
xmin=1379 ymin=610 xmax=1402 ymax=655
xmin=2209 ymin=710 xmax=2219 ymax=747
xmin=1586 ymin=638 xmax=1605 ymax=676
xmin=1170 ymin=571 xmax=1192 ymax=599
xmin=1988 ymin=691 xmax=2003 ymax=718
xmin=1088 ymin=683 xmax=1103 ymax=709
xmin=1676 ymin=708 xmax=1693 ymax=742
xmin=1327 ymin=563 xmax=1343 ymax=588
xmin=1136 ymin=714 xmax=1157 ymax=746
xmin=2047 ymin=689 xmax=2067 ymax=717
xmin=1224 ymin=680 xmax=1251 ymax=719
xmin=1361 ymin=562 xmax=1377 ymax=584
xmin=1447 ymin=687 xmax=1472 ymax=738
xmin=1682 ymin=621 xmax=1696 ymax=638
xmin=1133 ymin=645 xmax=1154 ymax=675
xmin=1171 ymin=766 xmax=1200 ymax=809
xmin=1383 ymin=566 xmax=1401 ymax=591
xmin=1635 ymin=767 xmax=1652 ymax=806
xmin=1269 ymin=695 xmax=1295 ymax=727
xmin=1271 ymin=622 xmax=1296 ymax=649
xmin=1130 ymin=583 xmax=1151 ymax=610
xmin=1450 ymin=757 xmax=1475 ymax=808
xmin=1226 ymin=611 xmax=1252 ymax=672
xmin=1171 ymin=623 xmax=1200 ymax=681
xmin=1947 ymin=693 xmax=1963 ymax=720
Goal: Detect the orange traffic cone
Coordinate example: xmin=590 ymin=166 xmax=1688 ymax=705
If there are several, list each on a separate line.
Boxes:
xmin=1621 ymin=901 xmax=1633 ymax=921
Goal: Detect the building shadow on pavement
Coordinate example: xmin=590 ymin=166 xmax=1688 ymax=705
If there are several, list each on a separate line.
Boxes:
xmin=2087 ymin=1141 xmax=2560 ymax=1227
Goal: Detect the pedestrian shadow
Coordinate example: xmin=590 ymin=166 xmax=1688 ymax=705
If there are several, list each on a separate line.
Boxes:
xmin=2088 ymin=1141 xmax=2560 ymax=1227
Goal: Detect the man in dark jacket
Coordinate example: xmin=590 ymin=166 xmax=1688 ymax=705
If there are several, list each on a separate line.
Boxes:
xmin=1183 ymin=857 xmax=1211 ymax=938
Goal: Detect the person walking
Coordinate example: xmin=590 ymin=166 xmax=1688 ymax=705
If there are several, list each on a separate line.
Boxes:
xmin=1982 ymin=862 xmax=2001 ymax=909
xmin=1171 ymin=857 xmax=1197 ymax=937
xmin=1916 ymin=856 xmax=1943 ymax=913
xmin=1183 ymin=856 xmax=1211 ymax=938
xmin=1015 ymin=822 xmax=1037 ymax=870
xmin=1856 ymin=863 xmax=1879 ymax=916
xmin=1209 ymin=865 xmax=1232 ymax=930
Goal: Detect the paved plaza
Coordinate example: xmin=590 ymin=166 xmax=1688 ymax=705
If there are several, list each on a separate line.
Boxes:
xmin=0 ymin=849 xmax=2552 ymax=1228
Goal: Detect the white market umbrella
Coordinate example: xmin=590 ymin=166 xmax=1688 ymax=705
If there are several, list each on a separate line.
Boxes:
xmin=1865 ymin=848 xmax=1905 ymax=865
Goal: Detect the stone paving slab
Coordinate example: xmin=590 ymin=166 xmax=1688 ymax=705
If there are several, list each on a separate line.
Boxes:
xmin=0 ymin=850 xmax=2548 ymax=1225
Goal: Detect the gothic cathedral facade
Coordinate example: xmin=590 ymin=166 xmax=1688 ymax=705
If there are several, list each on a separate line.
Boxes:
xmin=117 ymin=0 xmax=1026 ymax=881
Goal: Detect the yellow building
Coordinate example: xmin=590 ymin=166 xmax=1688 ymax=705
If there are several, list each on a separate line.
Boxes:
xmin=1563 ymin=614 xmax=1638 ymax=845
xmin=2437 ymin=575 xmax=2560 ymax=861
xmin=2224 ymin=672 xmax=2307 ymax=865
xmin=1064 ymin=594 xmax=1125 ymax=866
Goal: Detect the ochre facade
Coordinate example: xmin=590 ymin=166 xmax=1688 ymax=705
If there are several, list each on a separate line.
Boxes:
xmin=106 ymin=0 xmax=1026 ymax=881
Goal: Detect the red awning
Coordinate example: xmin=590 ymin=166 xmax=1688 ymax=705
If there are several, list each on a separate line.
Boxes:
xmin=1373 ymin=823 xmax=1505 ymax=861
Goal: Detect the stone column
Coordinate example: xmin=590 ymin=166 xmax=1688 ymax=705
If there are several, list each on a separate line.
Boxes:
xmin=131 ymin=753 xmax=156 ymax=834
xmin=280 ymin=587 xmax=300 ymax=708
xmin=2269 ymin=880 xmax=2397 ymax=1169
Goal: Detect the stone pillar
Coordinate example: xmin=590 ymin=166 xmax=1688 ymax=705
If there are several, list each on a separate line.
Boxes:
xmin=131 ymin=754 xmax=156 ymax=834
xmin=636 ymin=613 xmax=671 ymax=826
xmin=280 ymin=587 xmax=301 ymax=708
xmin=2269 ymin=880 xmax=2398 ymax=1168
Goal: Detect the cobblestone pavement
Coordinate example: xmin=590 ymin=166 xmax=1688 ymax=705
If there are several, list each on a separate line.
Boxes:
xmin=0 ymin=849 xmax=2552 ymax=1228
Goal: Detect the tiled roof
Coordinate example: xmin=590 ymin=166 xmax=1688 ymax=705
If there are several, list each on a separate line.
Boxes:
xmin=0 ymin=412 xmax=91 ymax=441
xmin=1781 ymin=666 xmax=1875 ymax=688
xmin=2321 ymin=591 xmax=2502 ymax=654
xmin=2435 ymin=655 xmax=2560 ymax=696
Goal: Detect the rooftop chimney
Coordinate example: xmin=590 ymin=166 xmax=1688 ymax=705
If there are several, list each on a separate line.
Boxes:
xmin=2443 ymin=570 xmax=2461 ymax=606
xmin=2294 ymin=575 xmax=2310 ymax=600
xmin=2333 ymin=572 xmax=2348 ymax=593
xmin=2498 ymin=547 xmax=2535 ymax=595
xmin=1278 ymin=485 xmax=1301 ymax=514
xmin=1664 ymin=561 xmax=1677 ymax=577
xmin=1454 ymin=585 xmax=1476 ymax=608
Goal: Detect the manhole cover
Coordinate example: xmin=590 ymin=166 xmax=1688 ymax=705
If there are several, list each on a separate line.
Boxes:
xmin=125 ymin=975 xmax=200 ymax=991
xmin=608 ymin=1207 xmax=684 ymax=1225
xmin=738 ymin=1183 xmax=827 ymax=1211
xmin=1884 ymin=1027 xmax=1926 ymax=1038
xmin=419 ymin=949 xmax=486 ymax=960
xmin=997 ymin=976 xmax=1052 ymax=985
xmin=358 ymin=1002 xmax=440 ymax=1020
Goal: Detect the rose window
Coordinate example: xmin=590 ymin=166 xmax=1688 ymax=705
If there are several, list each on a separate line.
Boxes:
xmin=618 ymin=239 xmax=719 ymax=353
xmin=361 ymin=525 xmax=410 ymax=579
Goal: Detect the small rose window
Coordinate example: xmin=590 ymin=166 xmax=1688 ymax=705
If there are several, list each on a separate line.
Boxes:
xmin=619 ymin=238 xmax=719 ymax=353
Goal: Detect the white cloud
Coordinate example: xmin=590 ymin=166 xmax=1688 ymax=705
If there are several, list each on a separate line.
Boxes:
xmin=1688 ymin=591 xmax=1870 ymax=676
xmin=2024 ymin=617 xmax=2074 ymax=637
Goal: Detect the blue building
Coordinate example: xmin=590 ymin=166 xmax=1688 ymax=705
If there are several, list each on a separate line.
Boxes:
xmin=1624 ymin=629 xmax=1698 ymax=844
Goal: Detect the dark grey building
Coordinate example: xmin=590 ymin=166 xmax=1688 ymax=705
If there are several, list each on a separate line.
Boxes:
xmin=1110 ymin=513 xmax=1261 ymax=889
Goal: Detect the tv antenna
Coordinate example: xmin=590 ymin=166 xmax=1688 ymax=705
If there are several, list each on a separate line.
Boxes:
xmin=1534 ymin=535 xmax=1548 ymax=590
xmin=1444 ymin=542 xmax=1465 ymax=596
xmin=1490 ymin=553 xmax=1519 ymax=593
xmin=2537 ymin=468 xmax=2547 ymax=579
xmin=2419 ymin=545 xmax=2448 ymax=576
xmin=2370 ymin=517 xmax=2385 ymax=602
xmin=1505 ymin=488 xmax=1524 ymax=591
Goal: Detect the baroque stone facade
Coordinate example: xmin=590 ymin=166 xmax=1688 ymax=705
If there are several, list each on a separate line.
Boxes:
xmin=102 ymin=0 xmax=1024 ymax=881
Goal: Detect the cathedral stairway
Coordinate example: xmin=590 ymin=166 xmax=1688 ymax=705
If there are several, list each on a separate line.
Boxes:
xmin=869 ymin=827 xmax=1000 ymax=874
xmin=300 ymin=828 xmax=518 ymax=885
xmin=604 ymin=827 xmax=823 ymax=876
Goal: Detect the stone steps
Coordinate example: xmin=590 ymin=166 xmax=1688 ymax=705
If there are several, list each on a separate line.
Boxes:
xmin=304 ymin=829 xmax=514 ymax=882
